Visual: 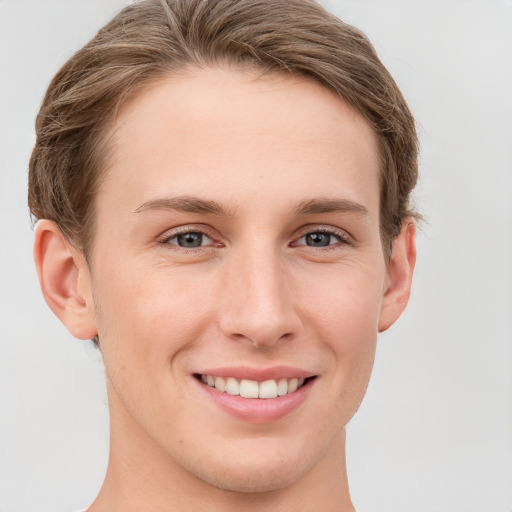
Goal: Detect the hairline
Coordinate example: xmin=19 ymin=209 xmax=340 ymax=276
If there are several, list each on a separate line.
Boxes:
xmin=80 ymin=64 xmax=397 ymax=266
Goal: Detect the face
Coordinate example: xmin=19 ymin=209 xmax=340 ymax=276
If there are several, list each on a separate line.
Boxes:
xmin=87 ymin=67 xmax=391 ymax=492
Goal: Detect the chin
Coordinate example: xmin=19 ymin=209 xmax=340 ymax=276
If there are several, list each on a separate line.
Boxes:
xmin=183 ymin=446 xmax=316 ymax=494
xmin=197 ymin=462 xmax=306 ymax=494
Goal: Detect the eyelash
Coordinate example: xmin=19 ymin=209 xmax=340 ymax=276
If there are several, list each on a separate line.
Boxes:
xmin=292 ymin=226 xmax=351 ymax=249
xmin=158 ymin=225 xmax=351 ymax=251
xmin=158 ymin=226 xmax=220 ymax=251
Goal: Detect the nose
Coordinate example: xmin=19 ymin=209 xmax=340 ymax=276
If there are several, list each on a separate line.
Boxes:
xmin=218 ymin=245 xmax=300 ymax=348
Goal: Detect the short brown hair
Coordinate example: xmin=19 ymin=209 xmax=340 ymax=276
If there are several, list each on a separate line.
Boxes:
xmin=28 ymin=0 xmax=419 ymax=259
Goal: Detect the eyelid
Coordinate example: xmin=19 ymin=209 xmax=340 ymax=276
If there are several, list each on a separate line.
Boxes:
xmin=291 ymin=225 xmax=352 ymax=246
xmin=157 ymin=223 xmax=351 ymax=249
xmin=158 ymin=224 xmax=221 ymax=247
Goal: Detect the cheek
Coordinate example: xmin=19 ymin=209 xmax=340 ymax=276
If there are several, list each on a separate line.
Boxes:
xmin=92 ymin=266 xmax=204 ymax=425
xmin=302 ymin=261 xmax=384 ymax=344
xmin=317 ymin=290 xmax=379 ymax=387
xmin=93 ymin=263 xmax=215 ymax=372
xmin=300 ymin=266 xmax=382 ymax=414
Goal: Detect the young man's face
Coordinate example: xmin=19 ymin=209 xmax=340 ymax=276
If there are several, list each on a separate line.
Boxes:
xmin=79 ymin=67 xmax=409 ymax=492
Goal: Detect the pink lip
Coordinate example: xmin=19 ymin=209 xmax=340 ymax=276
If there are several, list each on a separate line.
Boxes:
xmin=193 ymin=366 xmax=316 ymax=423
xmin=197 ymin=365 xmax=314 ymax=381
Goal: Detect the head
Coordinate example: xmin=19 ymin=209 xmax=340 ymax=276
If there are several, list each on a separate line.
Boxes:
xmin=29 ymin=0 xmax=418 ymax=261
xmin=29 ymin=0 xmax=418 ymax=501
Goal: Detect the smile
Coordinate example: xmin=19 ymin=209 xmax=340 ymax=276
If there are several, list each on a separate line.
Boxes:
xmin=198 ymin=374 xmax=309 ymax=398
xmin=194 ymin=367 xmax=317 ymax=422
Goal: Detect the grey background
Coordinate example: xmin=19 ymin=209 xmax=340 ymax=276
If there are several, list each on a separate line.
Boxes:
xmin=1 ymin=1 xmax=511 ymax=511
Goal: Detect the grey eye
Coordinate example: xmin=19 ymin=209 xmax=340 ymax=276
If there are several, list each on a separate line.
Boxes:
xmin=294 ymin=229 xmax=348 ymax=248
xmin=304 ymin=232 xmax=333 ymax=247
xmin=171 ymin=232 xmax=210 ymax=248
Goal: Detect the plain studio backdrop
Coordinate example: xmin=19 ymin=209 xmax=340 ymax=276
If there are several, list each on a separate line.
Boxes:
xmin=0 ymin=1 xmax=511 ymax=511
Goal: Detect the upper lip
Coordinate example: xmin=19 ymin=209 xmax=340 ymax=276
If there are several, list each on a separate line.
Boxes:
xmin=195 ymin=366 xmax=316 ymax=381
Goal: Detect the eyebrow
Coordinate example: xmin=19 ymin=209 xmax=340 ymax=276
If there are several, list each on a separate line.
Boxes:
xmin=133 ymin=195 xmax=368 ymax=217
xmin=133 ymin=196 xmax=237 ymax=216
xmin=294 ymin=198 xmax=369 ymax=217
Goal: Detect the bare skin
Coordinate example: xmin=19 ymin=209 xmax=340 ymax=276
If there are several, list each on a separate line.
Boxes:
xmin=34 ymin=67 xmax=415 ymax=511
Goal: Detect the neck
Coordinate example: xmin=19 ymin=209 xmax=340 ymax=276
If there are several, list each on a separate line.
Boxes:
xmin=88 ymin=386 xmax=355 ymax=512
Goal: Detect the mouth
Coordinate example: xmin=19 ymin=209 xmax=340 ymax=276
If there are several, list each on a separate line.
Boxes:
xmin=193 ymin=366 xmax=317 ymax=422
xmin=194 ymin=374 xmax=315 ymax=399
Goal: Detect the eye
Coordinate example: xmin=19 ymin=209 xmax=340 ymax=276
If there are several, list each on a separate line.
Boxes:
xmin=165 ymin=230 xmax=214 ymax=248
xmin=294 ymin=229 xmax=349 ymax=248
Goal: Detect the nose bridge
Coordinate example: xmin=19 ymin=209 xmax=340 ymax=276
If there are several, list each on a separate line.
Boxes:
xmin=220 ymin=241 xmax=297 ymax=346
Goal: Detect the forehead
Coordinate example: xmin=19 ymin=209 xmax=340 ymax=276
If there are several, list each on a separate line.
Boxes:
xmin=99 ymin=66 xmax=380 ymax=217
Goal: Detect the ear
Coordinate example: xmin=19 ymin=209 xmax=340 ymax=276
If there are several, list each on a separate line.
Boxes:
xmin=33 ymin=220 xmax=97 ymax=340
xmin=378 ymin=221 xmax=416 ymax=332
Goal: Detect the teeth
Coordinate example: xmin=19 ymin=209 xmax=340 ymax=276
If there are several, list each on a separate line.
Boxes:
xmin=259 ymin=379 xmax=278 ymax=399
xmin=225 ymin=377 xmax=239 ymax=396
xmin=214 ymin=376 xmax=226 ymax=392
xmin=277 ymin=378 xmax=288 ymax=396
xmin=240 ymin=379 xmax=259 ymax=398
xmin=288 ymin=378 xmax=298 ymax=393
xmin=200 ymin=375 xmax=309 ymax=398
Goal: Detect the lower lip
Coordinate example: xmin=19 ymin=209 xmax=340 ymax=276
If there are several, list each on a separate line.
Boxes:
xmin=195 ymin=377 xmax=315 ymax=423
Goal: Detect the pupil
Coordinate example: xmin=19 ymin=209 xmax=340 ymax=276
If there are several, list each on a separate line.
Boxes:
xmin=306 ymin=233 xmax=330 ymax=247
xmin=178 ymin=232 xmax=202 ymax=247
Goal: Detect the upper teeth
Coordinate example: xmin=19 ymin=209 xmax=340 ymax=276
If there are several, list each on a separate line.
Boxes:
xmin=200 ymin=375 xmax=306 ymax=398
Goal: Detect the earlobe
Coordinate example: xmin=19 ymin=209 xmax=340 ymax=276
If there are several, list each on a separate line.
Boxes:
xmin=33 ymin=220 xmax=97 ymax=340
xmin=378 ymin=221 xmax=416 ymax=333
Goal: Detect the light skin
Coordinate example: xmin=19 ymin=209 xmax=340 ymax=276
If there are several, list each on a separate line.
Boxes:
xmin=34 ymin=67 xmax=416 ymax=512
